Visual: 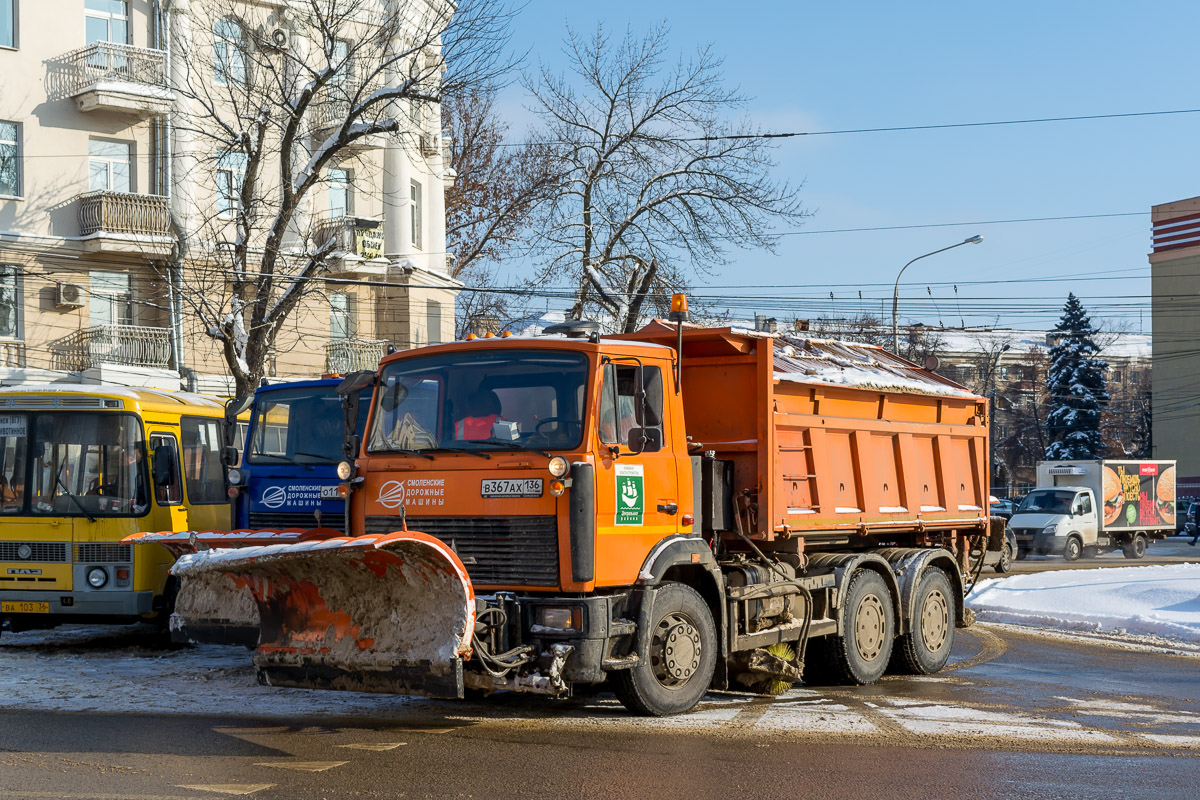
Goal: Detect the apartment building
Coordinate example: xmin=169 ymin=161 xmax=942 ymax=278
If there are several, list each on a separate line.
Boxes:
xmin=0 ymin=0 xmax=459 ymax=393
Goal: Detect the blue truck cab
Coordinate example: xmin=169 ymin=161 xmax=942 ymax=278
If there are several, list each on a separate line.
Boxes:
xmin=227 ymin=378 xmax=370 ymax=532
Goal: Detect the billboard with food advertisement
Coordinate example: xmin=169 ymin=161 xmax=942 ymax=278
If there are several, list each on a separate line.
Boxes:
xmin=1101 ymin=462 xmax=1175 ymax=531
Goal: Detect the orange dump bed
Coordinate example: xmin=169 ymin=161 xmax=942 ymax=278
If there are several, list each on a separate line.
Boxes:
xmin=628 ymin=322 xmax=990 ymax=543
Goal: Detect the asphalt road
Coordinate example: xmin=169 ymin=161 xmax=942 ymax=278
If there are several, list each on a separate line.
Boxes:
xmin=1004 ymin=534 xmax=1199 ymax=574
xmin=1 ymin=623 xmax=1198 ymax=800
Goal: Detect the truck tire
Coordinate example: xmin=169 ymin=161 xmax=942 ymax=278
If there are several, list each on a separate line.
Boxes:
xmin=1063 ymin=536 xmax=1082 ymax=562
xmin=822 ymin=569 xmax=895 ymax=685
xmin=1123 ymin=534 xmax=1147 ymax=560
xmin=891 ymin=568 xmax=955 ymax=675
xmin=612 ymin=583 xmax=717 ymax=716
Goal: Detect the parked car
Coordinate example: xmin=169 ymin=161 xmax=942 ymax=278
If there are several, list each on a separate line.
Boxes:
xmin=1177 ymin=498 xmax=1197 ymax=534
xmin=1186 ymin=501 xmax=1199 ymax=538
xmin=990 ymin=497 xmax=1016 ymax=522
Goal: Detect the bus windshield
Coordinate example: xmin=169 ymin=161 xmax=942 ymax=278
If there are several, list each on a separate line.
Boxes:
xmin=367 ymin=350 xmax=590 ymax=454
xmin=247 ymin=387 xmax=369 ymax=466
xmin=0 ymin=412 xmax=148 ymax=517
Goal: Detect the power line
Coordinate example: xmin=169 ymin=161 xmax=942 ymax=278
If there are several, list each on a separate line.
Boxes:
xmin=775 ymin=212 xmax=1148 ymax=236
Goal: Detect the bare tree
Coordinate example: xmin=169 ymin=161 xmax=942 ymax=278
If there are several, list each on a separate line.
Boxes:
xmin=525 ymin=24 xmax=806 ymax=333
xmin=166 ymin=0 xmax=513 ymax=394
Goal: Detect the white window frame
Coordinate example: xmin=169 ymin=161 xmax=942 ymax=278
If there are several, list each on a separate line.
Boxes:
xmin=216 ymin=150 xmax=247 ymax=218
xmin=426 ymin=299 xmax=442 ymax=345
xmin=88 ymin=139 xmax=133 ymax=193
xmin=213 ymin=16 xmax=246 ymax=86
xmin=0 ymin=265 xmax=22 ymax=340
xmin=330 ymin=292 xmax=355 ymax=340
xmin=88 ymin=271 xmax=133 ymax=327
xmin=410 ymin=179 xmax=422 ymax=250
xmin=328 ymin=167 xmax=352 ymax=217
xmin=0 ymin=0 xmax=16 ymax=50
xmin=85 ymin=0 xmax=129 ymax=45
xmin=0 ymin=121 xmax=20 ymax=199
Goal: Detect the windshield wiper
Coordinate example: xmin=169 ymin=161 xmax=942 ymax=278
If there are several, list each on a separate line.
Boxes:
xmin=54 ymin=464 xmax=95 ymax=523
xmin=388 ymin=447 xmax=435 ymax=461
xmin=470 ymin=439 xmax=554 ymax=458
xmin=292 ymin=450 xmax=339 ymax=464
xmin=427 ymin=447 xmax=491 ymax=460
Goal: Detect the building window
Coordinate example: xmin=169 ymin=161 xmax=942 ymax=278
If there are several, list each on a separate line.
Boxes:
xmin=85 ymin=0 xmax=127 ymax=45
xmin=330 ymin=39 xmax=352 ymax=89
xmin=410 ymin=179 xmax=422 ymax=250
xmin=88 ymin=139 xmax=132 ymax=193
xmin=328 ymin=167 xmax=352 ymax=217
xmin=0 ymin=266 xmax=20 ymax=339
xmin=213 ymin=16 xmax=246 ymax=86
xmin=0 ymin=0 xmax=15 ymax=49
xmin=89 ymin=271 xmax=133 ymax=327
xmin=330 ymin=292 xmax=355 ymax=340
xmin=426 ymin=299 xmax=442 ymax=345
xmin=216 ymin=150 xmax=247 ymax=217
xmin=0 ymin=121 xmax=19 ymax=197
xmin=999 ymin=366 xmax=1008 ymax=381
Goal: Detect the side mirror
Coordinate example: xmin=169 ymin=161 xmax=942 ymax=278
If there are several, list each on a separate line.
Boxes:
xmin=153 ymin=445 xmax=177 ymax=487
xmin=627 ymin=427 xmax=662 ymax=454
xmin=224 ymin=394 xmax=253 ymax=424
xmin=222 ymin=445 xmax=240 ymax=468
xmin=337 ymin=370 xmax=376 ymax=396
xmin=379 ymin=381 xmax=409 ymax=412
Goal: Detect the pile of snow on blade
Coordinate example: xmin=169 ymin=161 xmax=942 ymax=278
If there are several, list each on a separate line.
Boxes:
xmin=968 ymin=564 xmax=1200 ymax=643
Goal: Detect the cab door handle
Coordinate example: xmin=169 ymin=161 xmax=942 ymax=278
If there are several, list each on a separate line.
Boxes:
xmin=657 ymin=503 xmax=678 ymax=515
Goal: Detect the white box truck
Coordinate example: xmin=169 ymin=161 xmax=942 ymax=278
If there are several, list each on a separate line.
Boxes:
xmin=1010 ymin=460 xmax=1176 ymax=561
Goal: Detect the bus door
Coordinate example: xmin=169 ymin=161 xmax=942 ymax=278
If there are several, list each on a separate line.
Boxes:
xmin=179 ymin=416 xmax=233 ymax=531
xmin=148 ymin=432 xmax=187 ymax=531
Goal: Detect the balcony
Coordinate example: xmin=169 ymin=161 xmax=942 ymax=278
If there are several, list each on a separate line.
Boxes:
xmin=0 ymin=342 xmax=26 ymax=368
xmin=50 ymin=325 xmax=173 ymax=372
xmin=309 ymin=100 xmax=388 ymax=151
xmin=77 ymin=191 xmax=174 ymax=255
xmin=325 ymin=338 xmax=386 ymax=374
xmin=63 ymin=42 xmax=173 ymax=115
xmin=312 ymin=215 xmax=388 ymax=273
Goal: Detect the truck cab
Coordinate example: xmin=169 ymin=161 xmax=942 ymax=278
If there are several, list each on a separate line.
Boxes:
xmin=1010 ymin=486 xmax=1098 ymax=560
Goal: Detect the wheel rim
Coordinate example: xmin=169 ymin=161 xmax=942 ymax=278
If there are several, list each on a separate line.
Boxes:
xmin=919 ymin=588 xmax=950 ymax=653
xmin=1067 ymin=540 xmax=1079 ymax=559
xmin=650 ymin=613 xmax=702 ymax=688
xmin=853 ymin=593 xmax=887 ymax=662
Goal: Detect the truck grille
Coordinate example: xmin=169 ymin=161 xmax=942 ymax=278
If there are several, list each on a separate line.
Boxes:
xmin=248 ymin=511 xmax=346 ymax=533
xmin=364 ymin=515 xmax=559 ymax=587
xmin=75 ymin=544 xmax=132 ymax=563
xmin=0 ymin=542 xmax=69 ymax=562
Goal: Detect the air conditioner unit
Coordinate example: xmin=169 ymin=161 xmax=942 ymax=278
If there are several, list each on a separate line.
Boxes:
xmin=266 ymin=27 xmax=290 ymax=51
xmin=56 ymin=283 xmax=84 ymax=309
xmin=419 ymin=134 xmax=438 ymax=156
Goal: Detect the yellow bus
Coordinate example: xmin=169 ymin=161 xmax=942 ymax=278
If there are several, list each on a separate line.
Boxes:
xmin=0 ymin=384 xmax=234 ymax=634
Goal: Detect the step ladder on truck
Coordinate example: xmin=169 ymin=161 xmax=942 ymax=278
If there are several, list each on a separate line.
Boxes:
xmin=128 ymin=296 xmax=1004 ymax=716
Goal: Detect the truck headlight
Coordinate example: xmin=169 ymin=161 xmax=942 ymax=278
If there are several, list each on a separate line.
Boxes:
xmin=1042 ymin=524 xmax=1058 ymax=535
xmin=87 ymin=567 xmax=108 ymax=588
xmin=535 ymin=606 xmax=581 ymax=631
xmin=548 ymin=456 xmax=569 ymax=478
xmin=337 ymin=461 xmax=354 ymax=480
xmin=227 ymin=468 xmax=243 ymax=485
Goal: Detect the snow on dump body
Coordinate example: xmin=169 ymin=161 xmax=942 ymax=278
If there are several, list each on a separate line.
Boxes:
xmin=766 ymin=334 xmax=978 ymax=399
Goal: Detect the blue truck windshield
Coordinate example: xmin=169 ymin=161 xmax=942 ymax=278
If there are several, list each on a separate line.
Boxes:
xmin=248 ymin=388 xmax=348 ymax=465
xmin=367 ymin=350 xmax=589 ymax=453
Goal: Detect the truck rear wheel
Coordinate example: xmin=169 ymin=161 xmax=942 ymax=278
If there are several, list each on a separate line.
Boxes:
xmin=891 ymin=568 xmax=954 ymax=675
xmin=613 ymin=583 xmax=717 ymax=716
xmin=1123 ymin=534 xmax=1147 ymax=560
xmin=823 ymin=569 xmax=895 ymax=685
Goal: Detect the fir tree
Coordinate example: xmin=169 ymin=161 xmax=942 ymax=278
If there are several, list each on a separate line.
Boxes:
xmin=1045 ymin=294 xmax=1110 ymax=459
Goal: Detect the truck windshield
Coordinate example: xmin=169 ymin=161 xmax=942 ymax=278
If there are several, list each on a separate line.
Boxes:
xmin=248 ymin=387 xmax=368 ymax=466
xmin=1017 ymin=489 xmax=1077 ymax=514
xmin=367 ymin=350 xmax=589 ymax=454
xmin=0 ymin=412 xmax=148 ymax=517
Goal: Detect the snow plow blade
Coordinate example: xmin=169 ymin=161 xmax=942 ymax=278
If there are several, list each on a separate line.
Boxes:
xmin=133 ymin=530 xmax=477 ymax=699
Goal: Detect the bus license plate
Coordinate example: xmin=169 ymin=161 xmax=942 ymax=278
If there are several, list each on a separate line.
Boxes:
xmin=2 ymin=601 xmax=49 ymax=614
xmin=481 ymin=478 xmax=543 ymax=498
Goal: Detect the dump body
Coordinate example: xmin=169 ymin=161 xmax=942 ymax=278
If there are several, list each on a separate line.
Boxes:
xmin=1011 ymin=459 xmax=1176 ymax=558
xmin=232 ymin=380 xmax=371 ymax=533
xmin=132 ymin=322 xmax=995 ymax=714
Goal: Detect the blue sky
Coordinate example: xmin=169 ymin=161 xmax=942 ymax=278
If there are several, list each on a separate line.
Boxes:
xmin=493 ymin=1 xmax=1198 ymax=331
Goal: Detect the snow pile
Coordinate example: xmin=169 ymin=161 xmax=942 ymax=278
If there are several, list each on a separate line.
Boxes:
xmin=968 ymin=564 xmax=1200 ymax=643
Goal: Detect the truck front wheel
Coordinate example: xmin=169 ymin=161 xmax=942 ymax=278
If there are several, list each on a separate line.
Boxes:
xmin=613 ymin=583 xmax=717 ymax=716
xmin=822 ymin=569 xmax=895 ymax=685
xmin=1123 ymin=534 xmax=1147 ymax=560
xmin=891 ymin=568 xmax=955 ymax=675
xmin=1063 ymin=536 xmax=1082 ymax=562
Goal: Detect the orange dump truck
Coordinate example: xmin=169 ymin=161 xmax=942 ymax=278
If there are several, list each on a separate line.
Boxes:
xmin=129 ymin=315 xmax=996 ymax=716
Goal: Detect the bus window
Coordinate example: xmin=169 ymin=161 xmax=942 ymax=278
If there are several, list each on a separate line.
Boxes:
xmin=30 ymin=413 xmax=148 ymax=516
xmin=181 ymin=417 xmax=225 ymax=504
xmin=150 ymin=433 xmax=182 ymax=506
xmin=0 ymin=413 xmax=27 ymax=514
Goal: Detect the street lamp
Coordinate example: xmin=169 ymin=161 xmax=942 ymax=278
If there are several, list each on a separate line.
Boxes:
xmin=892 ymin=235 xmax=983 ymax=354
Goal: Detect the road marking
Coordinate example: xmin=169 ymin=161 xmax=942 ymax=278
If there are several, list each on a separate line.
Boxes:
xmin=336 ymin=742 xmax=407 ymax=751
xmin=254 ymin=761 xmax=349 ymax=772
xmin=177 ymin=786 xmax=275 ymax=796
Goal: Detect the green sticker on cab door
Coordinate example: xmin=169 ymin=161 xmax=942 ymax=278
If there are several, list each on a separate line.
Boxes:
xmin=615 ymin=463 xmax=644 ymax=526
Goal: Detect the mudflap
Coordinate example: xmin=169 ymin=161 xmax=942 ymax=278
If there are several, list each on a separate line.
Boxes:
xmin=161 ymin=531 xmax=476 ymax=699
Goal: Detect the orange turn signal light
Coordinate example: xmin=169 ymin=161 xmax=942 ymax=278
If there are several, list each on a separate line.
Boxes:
xmin=336 ymin=483 xmax=351 ymax=499
xmin=483 ymin=332 xmax=495 ymax=339
xmin=465 ymin=333 xmax=478 ymax=340
xmin=501 ymin=330 xmax=513 ymax=338
xmin=549 ymin=479 xmax=566 ymax=496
